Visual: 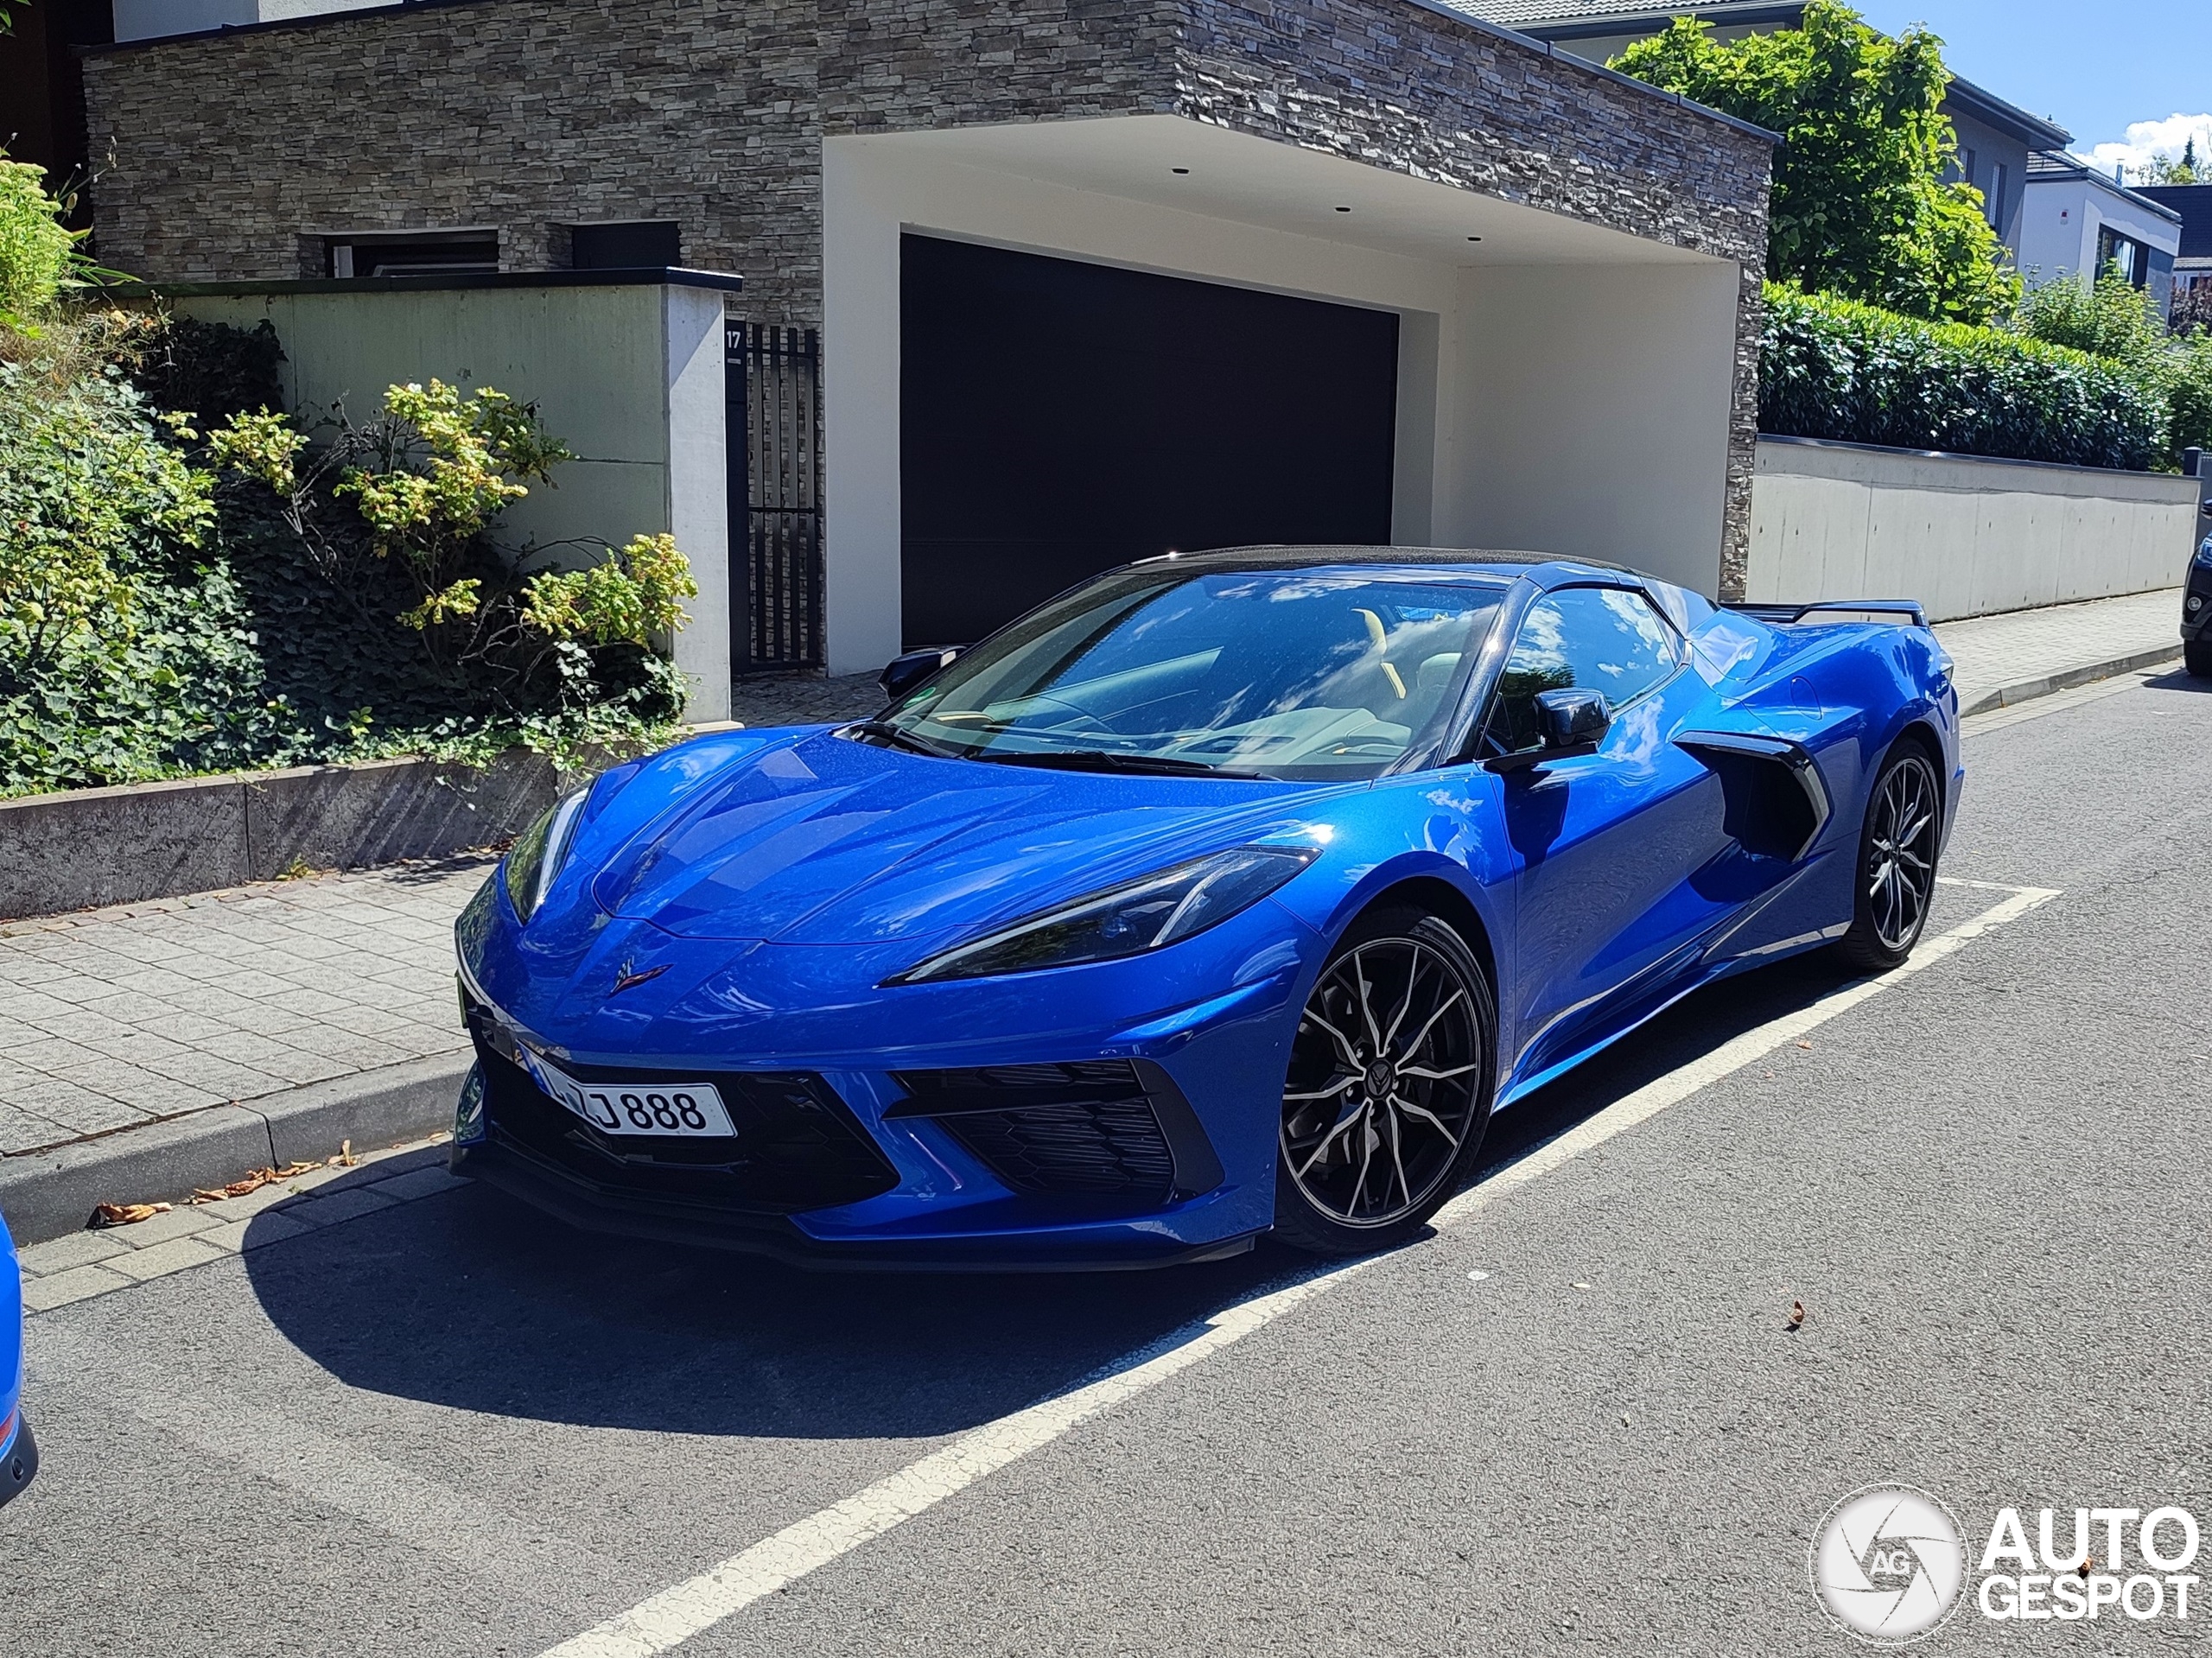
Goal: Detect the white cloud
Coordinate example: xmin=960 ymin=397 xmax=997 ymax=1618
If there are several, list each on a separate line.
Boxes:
xmin=2082 ymin=113 xmax=2212 ymax=179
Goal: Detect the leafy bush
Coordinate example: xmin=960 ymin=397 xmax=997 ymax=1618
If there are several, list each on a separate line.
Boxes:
xmin=0 ymin=156 xmax=691 ymax=798
xmin=2012 ymin=268 xmax=2212 ymax=467
xmin=209 ymin=380 xmax=697 ymax=720
xmin=2014 ymin=269 xmax=2171 ymax=368
xmin=1760 ymin=285 xmax=2165 ymax=470
xmin=0 ymin=158 xmax=85 ymax=330
xmin=0 ymin=360 xmax=294 ymax=792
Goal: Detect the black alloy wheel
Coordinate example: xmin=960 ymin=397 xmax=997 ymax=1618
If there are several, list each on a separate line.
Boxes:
xmin=1836 ymin=743 xmax=1942 ymax=972
xmin=1274 ymin=906 xmax=1496 ymax=1255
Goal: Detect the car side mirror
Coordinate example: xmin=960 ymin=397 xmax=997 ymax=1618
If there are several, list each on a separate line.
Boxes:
xmin=1537 ymin=687 xmax=1611 ymax=753
xmin=1484 ymin=688 xmax=1611 ymax=774
xmin=880 ymin=646 xmax=960 ymax=700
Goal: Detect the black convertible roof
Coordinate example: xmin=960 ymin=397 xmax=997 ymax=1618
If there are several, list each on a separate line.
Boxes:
xmin=1139 ymin=544 xmax=1634 ymax=581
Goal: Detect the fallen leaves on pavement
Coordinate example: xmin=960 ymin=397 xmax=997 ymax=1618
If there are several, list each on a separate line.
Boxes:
xmin=89 ymin=1202 xmax=172 ymax=1229
xmin=189 ymin=1162 xmax=321 ymax=1204
xmin=1789 ymin=1300 xmax=1808 ymax=1330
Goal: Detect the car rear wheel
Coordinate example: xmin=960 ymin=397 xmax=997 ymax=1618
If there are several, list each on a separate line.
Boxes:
xmin=2186 ymin=640 xmax=2212 ymax=678
xmin=1836 ymin=742 xmax=1942 ymax=973
xmin=1274 ymin=906 xmax=1496 ymax=1256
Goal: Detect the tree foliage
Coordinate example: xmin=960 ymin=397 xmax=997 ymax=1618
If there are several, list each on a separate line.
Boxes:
xmin=2139 ymin=139 xmax=2202 ymax=187
xmin=1616 ymin=0 xmax=2018 ymax=325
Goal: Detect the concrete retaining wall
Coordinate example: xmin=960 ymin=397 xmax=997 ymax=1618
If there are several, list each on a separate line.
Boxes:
xmin=1747 ymin=436 xmax=2199 ymax=622
xmin=0 ymin=753 xmax=558 ymax=922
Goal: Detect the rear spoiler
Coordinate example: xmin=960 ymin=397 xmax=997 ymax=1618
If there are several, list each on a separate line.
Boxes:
xmin=1724 ymin=600 xmax=1929 ymax=629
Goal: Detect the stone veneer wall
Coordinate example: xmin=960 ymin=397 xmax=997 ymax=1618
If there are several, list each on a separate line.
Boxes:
xmin=81 ymin=0 xmax=1770 ymax=589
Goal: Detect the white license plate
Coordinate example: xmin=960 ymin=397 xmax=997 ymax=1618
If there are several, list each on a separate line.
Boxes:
xmin=524 ymin=1051 xmax=736 ymax=1139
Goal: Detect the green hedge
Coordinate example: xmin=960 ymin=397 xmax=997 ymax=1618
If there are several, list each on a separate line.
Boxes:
xmin=1759 ymin=285 xmax=2166 ymax=471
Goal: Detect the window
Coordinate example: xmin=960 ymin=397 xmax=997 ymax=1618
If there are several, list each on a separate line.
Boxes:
xmin=1484 ymin=587 xmax=1681 ymax=756
xmin=2099 ymin=226 xmax=2149 ymax=289
xmin=569 ymin=220 xmax=683 ymax=270
xmin=1958 ymin=147 xmax=1979 ymax=188
xmin=1987 ymin=162 xmax=2008 ymax=229
xmin=327 ymin=231 xmax=498 ymax=279
xmin=877 ymin=564 xmax=1507 ymax=779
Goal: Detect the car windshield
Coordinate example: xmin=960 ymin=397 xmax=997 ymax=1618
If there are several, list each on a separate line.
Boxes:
xmin=871 ymin=564 xmax=1509 ymax=779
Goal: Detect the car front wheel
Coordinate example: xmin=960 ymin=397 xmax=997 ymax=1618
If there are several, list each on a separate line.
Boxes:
xmin=2185 ymin=640 xmax=2212 ymax=678
xmin=1274 ymin=906 xmax=1497 ymax=1256
xmin=1836 ymin=741 xmax=1943 ymax=972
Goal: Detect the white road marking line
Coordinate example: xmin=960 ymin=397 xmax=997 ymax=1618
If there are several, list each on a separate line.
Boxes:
xmin=537 ymin=883 xmax=2060 ymax=1658
xmin=538 ymin=1261 xmax=1376 ymax=1658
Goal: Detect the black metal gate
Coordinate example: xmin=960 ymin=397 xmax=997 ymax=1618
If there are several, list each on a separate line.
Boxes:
xmin=725 ymin=322 xmax=823 ymax=672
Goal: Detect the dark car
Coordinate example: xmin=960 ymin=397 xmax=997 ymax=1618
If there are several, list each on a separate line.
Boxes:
xmin=2186 ymin=510 xmax=2212 ymax=677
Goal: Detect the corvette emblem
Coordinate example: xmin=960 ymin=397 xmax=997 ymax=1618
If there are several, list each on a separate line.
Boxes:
xmin=610 ymin=961 xmax=671 ymax=996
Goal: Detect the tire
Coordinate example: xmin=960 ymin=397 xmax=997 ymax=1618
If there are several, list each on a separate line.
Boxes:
xmin=1273 ymin=905 xmax=1497 ymax=1256
xmin=2186 ymin=640 xmax=2212 ymax=679
xmin=1835 ymin=741 xmax=1943 ymax=973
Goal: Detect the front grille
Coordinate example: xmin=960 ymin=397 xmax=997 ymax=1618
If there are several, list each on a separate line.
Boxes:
xmin=471 ymin=1034 xmax=899 ymax=1216
xmin=890 ymin=1061 xmax=1178 ymax=1202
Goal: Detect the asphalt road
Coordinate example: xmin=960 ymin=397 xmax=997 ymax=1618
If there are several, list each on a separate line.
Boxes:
xmin=5 ymin=668 xmax=2210 ymax=1656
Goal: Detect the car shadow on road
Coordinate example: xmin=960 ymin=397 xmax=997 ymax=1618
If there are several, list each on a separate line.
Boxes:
xmin=2144 ymin=668 xmax=2212 ymax=696
xmin=242 ymin=938 xmax=1886 ymax=1445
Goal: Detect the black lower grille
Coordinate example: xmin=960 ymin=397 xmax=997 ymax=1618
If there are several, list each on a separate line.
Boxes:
xmin=890 ymin=1061 xmax=1179 ymax=1202
xmin=471 ymin=1035 xmax=899 ymax=1216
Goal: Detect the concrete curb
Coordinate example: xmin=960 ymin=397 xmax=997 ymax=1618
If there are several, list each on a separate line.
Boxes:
xmin=0 ymin=1051 xmax=472 ymax=1247
xmin=1959 ymin=643 xmax=2184 ymax=719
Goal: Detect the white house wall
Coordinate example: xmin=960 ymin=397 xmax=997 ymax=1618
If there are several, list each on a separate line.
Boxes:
xmin=2021 ymin=173 xmax=2181 ymax=288
xmin=661 ymin=286 xmax=734 ymax=724
xmin=1448 ymin=262 xmax=1740 ymax=595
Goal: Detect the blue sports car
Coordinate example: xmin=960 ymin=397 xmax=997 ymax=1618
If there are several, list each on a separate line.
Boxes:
xmin=451 ymin=548 xmax=1958 ymax=1267
xmin=2 ymin=1210 xmax=34 ymax=1507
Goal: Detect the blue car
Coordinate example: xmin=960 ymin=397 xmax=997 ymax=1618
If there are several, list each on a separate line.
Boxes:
xmin=452 ymin=548 xmax=1958 ymax=1267
xmin=2 ymin=1211 xmax=34 ymax=1507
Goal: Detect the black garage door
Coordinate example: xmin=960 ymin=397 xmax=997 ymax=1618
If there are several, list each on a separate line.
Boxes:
xmin=900 ymin=235 xmax=1402 ymax=648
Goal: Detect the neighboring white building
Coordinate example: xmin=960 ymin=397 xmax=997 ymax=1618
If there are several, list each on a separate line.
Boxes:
xmin=2021 ymin=152 xmax=2182 ymax=311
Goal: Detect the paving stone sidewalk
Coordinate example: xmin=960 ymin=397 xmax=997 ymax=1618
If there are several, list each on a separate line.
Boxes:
xmin=0 ymin=588 xmax=2185 ymax=1172
xmin=1935 ymin=588 xmax=2183 ymax=713
xmin=0 ymin=861 xmax=488 ymax=1158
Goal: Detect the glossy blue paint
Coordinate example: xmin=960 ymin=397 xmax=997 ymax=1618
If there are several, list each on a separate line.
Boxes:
xmin=454 ymin=553 xmax=1961 ymax=1267
xmin=0 ymin=1208 xmax=30 ymax=1508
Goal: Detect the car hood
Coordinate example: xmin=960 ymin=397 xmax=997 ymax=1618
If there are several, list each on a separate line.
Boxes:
xmin=589 ymin=727 xmax=1341 ymax=948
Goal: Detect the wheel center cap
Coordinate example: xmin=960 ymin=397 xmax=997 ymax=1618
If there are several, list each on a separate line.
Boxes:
xmin=1364 ymin=1060 xmax=1396 ymax=1097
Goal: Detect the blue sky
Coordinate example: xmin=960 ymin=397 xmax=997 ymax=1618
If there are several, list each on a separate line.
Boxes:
xmin=1853 ymin=2 xmax=2202 ymax=163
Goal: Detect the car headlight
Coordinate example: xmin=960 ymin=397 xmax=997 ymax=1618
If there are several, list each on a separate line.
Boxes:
xmin=887 ymin=845 xmax=1320 ymax=985
xmin=503 ymin=789 xmax=591 ymax=924
xmin=2196 ymin=537 xmax=2212 ymax=566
